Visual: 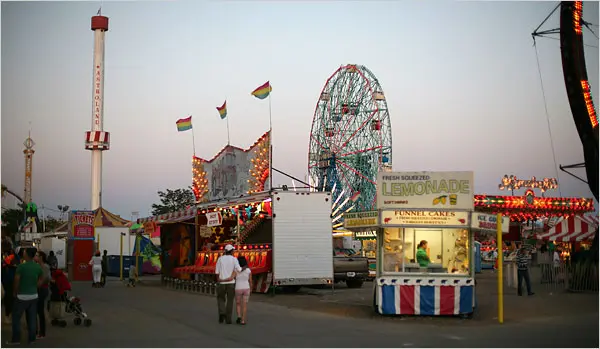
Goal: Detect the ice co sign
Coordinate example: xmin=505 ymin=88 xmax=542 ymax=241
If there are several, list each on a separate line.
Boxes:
xmin=377 ymin=171 xmax=474 ymax=210
xmin=470 ymin=212 xmax=509 ymax=233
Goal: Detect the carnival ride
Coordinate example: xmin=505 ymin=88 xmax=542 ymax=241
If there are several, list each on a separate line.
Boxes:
xmin=532 ymin=1 xmax=599 ymax=250
xmin=532 ymin=1 xmax=598 ymax=201
xmin=308 ymin=64 xmax=392 ymax=230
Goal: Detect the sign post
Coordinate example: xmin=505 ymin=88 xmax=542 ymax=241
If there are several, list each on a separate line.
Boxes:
xmin=497 ymin=213 xmax=504 ymax=324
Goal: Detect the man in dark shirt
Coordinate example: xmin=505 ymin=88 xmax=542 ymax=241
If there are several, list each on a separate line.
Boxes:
xmin=516 ymin=246 xmax=534 ymax=296
xmin=101 ymin=250 xmax=108 ymax=287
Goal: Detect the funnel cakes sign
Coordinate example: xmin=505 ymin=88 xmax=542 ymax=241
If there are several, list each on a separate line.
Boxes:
xmin=377 ymin=171 xmax=474 ymax=210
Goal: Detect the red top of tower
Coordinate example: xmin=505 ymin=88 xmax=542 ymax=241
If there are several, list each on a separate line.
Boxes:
xmin=91 ymin=16 xmax=109 ymax=31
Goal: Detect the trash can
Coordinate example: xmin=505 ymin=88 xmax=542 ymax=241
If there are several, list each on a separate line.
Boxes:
xmin=106 ymin=255 xmax=143 ymax=277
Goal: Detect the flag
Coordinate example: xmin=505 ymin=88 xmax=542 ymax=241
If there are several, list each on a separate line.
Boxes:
xmin=251 ymin=81 xmax=272 ymax=100
xmin=350 ymin=191 xmax=361 ymax=202
xmin=176 ymin=116 xmax=192 ymax=132
xmin=216 ymin=101 xmax=227 ymax=119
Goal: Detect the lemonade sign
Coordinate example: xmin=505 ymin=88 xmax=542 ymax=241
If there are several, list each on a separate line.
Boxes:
xmin=377 ymin=171 xmax=474 ymax=210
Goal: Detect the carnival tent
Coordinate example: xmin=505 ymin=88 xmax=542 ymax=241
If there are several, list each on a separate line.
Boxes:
xmin=93 ymin=207 xmax=130 ymax=227
xmin=537 ymin=215 xmax=599 ymax=242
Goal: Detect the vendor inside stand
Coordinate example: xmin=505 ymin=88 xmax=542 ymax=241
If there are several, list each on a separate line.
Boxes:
xmin=382 ymin=227 xmax=470 ymax=274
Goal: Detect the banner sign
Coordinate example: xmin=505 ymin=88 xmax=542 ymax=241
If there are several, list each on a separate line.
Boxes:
xmin=470 ymin=212 xmax=510 ymax=233
xmin=206 ymin=212 xmax=223 ymax=227
xmin=343 ymin=211 xmax=378 ymax=229
xmin=381 ymin=210 xmax=470 ymax=227
xmin=377 ymin=171 xmax=474 ymax=210
xmin=354 ymin=231 xmax=377 ymax=239
xmin=72 ymin=211 xmax=95 ymax=240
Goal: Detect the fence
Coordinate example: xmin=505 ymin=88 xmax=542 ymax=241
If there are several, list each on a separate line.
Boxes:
xmin=505 ymin=254 xmax=598 ymax=293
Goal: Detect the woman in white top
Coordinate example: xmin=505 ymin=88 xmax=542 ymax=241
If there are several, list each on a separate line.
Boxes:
xmin=89 ymin=251 xmax=103 ymax=288
xmin=233 ymin=256 xmax=252 ymax=325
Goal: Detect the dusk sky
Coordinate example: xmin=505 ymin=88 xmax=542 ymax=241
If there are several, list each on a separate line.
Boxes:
xmin=2 ymin=1 xmax=598 ymax=219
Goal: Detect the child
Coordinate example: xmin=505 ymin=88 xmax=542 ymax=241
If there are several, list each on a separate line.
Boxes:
xmin=49 ymin=269 xmax=71 ymax=322
xmin=128 ymin=264 xmax=137 ymax=287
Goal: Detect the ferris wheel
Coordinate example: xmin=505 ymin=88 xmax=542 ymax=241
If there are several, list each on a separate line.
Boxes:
xmin=308 ymin=64 xmax=392 ymax=225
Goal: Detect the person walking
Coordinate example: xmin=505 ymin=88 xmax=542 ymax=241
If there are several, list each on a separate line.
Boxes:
xmin=2 ymin=249 xmax=18 ymax=324
xmin=7 ymin=248 xmax=43 ymax=346
xmin=89 ymin=251 xmax=103 ymax=288
xmin=34 ymin=251 xmax=51 ymax=339
xmin=234 ymin=256 xmax=252 ymax=325
xmin=101 ymin=250 xmax=108 ymax=287
xmin=214 ymin=244 xmax=241 ymax=324
xmin=47 ymin=251 xmax=58 ymax=271
xmin=516 ymin=246 xmax=535 ymax=296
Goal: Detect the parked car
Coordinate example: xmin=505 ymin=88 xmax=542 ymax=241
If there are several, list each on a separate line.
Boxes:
xmin=333 ymin=248 xmax=369 ymax=288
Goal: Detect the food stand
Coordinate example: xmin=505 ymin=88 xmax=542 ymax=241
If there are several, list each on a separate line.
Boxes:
xmin=344 ymin=211 xmax=378 ymax=278
xmin=373 ymin=171 xmax=476 ymax=317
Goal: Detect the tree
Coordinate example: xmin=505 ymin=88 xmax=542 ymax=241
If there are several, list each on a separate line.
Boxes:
xmin=151 ymin=187 xmax=195 ymax=216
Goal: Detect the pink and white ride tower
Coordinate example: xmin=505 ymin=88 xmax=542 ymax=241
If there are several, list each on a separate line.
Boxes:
xmin=85 ymin=13 xmax=110 ymax=210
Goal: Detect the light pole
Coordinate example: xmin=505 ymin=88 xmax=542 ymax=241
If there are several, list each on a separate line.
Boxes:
xmin=57 ymin=205 xmax=70 ymax=222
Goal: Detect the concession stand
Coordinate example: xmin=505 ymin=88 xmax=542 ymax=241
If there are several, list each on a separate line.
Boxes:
xmin=344 ymin=211 xmax=378 ymax=278
xmin=373 ymin=171 xmax=476 ymax=317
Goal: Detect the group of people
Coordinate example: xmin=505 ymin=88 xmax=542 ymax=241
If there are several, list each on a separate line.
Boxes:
xmin=2 ymin=247 xmax=69 ymax=346
xmin=88 ymin=250 xmax=137 ymax=287
xmin=215 ymin=244 xmax=252 ymax=325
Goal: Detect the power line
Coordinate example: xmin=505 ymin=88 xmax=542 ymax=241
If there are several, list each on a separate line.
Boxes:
xmin=533 ymin=38 xmax=563 ymax=197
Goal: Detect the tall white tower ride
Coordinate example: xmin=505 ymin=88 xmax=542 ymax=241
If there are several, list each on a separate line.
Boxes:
xmin=85 ymin=13 xmax=110 ymax=210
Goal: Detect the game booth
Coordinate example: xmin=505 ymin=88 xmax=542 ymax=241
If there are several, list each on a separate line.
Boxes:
xmin=140 ymin=193 xmax=275 ymax=293
xmin=139 ymin=130 xmax=335 ymax=294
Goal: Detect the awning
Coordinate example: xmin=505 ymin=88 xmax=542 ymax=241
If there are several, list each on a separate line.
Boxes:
xmin=537 ymin=215 xmax=598 ymax=242
xmin=138 ymin=192 xmax=272 ymax=224
xmin=138 ymin=207 xmax=196 ymax=224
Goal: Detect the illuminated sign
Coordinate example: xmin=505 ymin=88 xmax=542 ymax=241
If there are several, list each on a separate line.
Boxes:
xmin=344 ymin=211 xmax=378 ymax=229
xmin=498 ymin=175 xmax=558 ymax=193
xmin=581 ymin=80 xmax=598 ymax=128
xmin=377 ymin=171 xmax=474 ymax=210
xmin=381 ymin=210 xmax=469 ymax=227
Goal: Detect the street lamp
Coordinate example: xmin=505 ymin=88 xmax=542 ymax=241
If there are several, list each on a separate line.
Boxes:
xmin=57 ymin=205 xmax=70 ymax=222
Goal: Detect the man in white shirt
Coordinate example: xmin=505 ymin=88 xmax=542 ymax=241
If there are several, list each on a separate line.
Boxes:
xmin=215 ymin=244 xmax=241 ymax=324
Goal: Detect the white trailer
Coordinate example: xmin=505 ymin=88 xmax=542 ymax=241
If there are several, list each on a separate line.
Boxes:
xmin=271 ymin=190 xmax=333 ymax=286
xmin=95 ymin=227 xmax=136 ymax=256
xmin=39 ymin=237 xmax=67 ymax=269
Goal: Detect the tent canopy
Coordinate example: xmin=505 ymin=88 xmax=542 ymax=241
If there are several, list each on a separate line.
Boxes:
xmin=537 ymin=215 xmax=598 ymax=242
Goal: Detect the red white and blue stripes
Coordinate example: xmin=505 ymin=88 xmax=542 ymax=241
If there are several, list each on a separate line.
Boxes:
xmin=376 ymin=277 xmax=475 ymax=316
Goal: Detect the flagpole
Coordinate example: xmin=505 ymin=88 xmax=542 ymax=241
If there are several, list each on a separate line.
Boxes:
xmin=191 ymin=118 xmax=196 ymax=156
xmin=268 ymin=92 xmax=273 ymax=191
xmin=225 ymin=99 xmax=231 ymax=145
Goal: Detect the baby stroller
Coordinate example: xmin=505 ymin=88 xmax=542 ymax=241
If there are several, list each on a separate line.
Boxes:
xmin=49 ymin=270 xmax=92 ymax=327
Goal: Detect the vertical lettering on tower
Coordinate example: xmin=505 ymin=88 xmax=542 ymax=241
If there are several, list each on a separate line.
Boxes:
xmin=93 ymin=64 xmax=102 ymax=130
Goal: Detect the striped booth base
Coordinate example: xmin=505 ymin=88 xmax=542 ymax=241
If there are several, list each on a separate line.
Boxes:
xmin=376 ymin=277 xmax=475 ymax=316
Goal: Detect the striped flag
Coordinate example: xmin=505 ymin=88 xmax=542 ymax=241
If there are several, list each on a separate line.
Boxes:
xmin=216 ymin=101 xmax=227 ymax=119
xmin=251 ymin=81 xmax=272 ymax=100
xmin=175 ymin=116 xmax=192 ymax=132
xmin=350 ymin=192 xmax=361 ymax=202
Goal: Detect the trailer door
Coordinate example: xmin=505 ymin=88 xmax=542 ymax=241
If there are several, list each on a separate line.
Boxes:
xmin=272 ymin=191 xmax=334 ymax=286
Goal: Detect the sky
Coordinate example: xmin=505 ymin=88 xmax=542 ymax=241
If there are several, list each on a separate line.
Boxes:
xmin=1 ymin=1 xmax=599 ymax=219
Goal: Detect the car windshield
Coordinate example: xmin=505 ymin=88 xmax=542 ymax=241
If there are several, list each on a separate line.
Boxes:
xmin=334 ymin=248 xmax=357 ymax=257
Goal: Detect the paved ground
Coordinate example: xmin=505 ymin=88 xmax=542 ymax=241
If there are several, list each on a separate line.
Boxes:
xmin=2 ymin=271 xmax=598 ymax=347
